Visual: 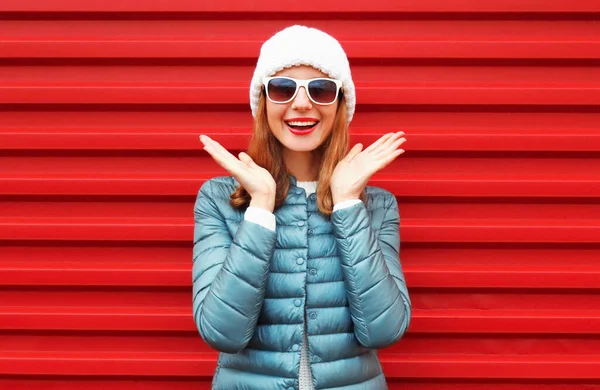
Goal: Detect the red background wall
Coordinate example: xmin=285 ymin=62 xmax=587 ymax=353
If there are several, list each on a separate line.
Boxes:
xmin=1 ymin=1 xmax=600 ymax=389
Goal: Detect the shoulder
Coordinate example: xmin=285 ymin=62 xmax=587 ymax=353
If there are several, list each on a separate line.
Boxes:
xmin=198 ymin=176 xmax=238 ymax=199
xmin=365 ymin=184 xmax=397 ymax=211
xmin=195 ymin=176 xmax=239 ymax=217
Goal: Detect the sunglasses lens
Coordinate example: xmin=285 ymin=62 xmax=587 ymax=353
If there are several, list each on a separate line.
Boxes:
xmin=267 ymin=78 xmax=297 ymax=102
xmin=308 ymin=79 xmax=338 ymax=104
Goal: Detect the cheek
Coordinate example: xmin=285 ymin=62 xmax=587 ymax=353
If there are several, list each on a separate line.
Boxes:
xmin=266 ymin=102 xmax=286 ymax=128
xmin=320 ymin=107 xmax=338 ymax=130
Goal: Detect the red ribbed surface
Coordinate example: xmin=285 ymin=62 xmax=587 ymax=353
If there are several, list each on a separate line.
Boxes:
xmin=1 ymin=1 xmax=600 ymax=389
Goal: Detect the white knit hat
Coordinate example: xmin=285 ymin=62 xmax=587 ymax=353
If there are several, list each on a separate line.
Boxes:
xmin=249 ymin=25 xmax=356 ymax=123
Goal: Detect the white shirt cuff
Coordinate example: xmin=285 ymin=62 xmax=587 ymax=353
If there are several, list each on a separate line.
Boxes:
xmin=244 ymin=206 xmax=276 ymax=231
xmin=333 ymin=199 xmax=362 ymax=212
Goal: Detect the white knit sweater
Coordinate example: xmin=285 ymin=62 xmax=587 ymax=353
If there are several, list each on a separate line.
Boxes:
xmin=244 ymin=181 xmax=362 ymax=389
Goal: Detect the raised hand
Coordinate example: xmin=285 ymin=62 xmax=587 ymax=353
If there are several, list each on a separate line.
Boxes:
xmin=199 ymin=135 xmax=276 ymax=209
xmin=330 ymin=131 xmax=406 ymax=204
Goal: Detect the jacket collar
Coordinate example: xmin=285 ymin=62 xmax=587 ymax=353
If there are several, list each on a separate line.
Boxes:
xmin=233 ymin=174 xmax=301 ymax=192
xmin=287 ymin=174 xmax=304 ymax=195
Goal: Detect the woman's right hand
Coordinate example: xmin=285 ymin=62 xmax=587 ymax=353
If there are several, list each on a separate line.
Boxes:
xmin=199 ymin=135 xmax=276 ymax=209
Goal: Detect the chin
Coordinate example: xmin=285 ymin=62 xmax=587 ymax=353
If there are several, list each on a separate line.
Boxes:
xmin=280 ymin=133 xmax=325 ymax=152
xmin=284 ymin=143 xmax=320 ymax=152
xmin=276 ymin=123 xmax=329 ymax=151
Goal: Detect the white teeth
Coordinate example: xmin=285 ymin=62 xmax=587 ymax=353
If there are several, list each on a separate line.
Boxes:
xmin=286 ymin=121 xmax=317 ymax=126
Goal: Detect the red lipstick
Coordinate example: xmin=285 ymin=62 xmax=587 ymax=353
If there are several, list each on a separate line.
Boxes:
xmin=284 ymin=117 xmax=319 ymax=136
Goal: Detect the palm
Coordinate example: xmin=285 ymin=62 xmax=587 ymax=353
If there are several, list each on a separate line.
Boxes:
xmin=234 ymin=162 xmax=275 ymax=196
xmin=331 ymin=131 xmax=406 ymax=202
xmin=199 ymin=135 xmax=276 ymax=198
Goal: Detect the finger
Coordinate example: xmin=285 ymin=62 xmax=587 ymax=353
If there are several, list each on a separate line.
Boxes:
xmin=204 ymin=144 xmax=233 ymax=170
xmin=203 ymin=136 xmax=243 ymax=167
xmin=199 ymin=134 xmax=216 ymax=148
xmin=364 ymin=132 xmax=394 ymax=153
xmin=345 ymin=143 xmax=363 ymax=161
xmin=203 ymin=142 xmax=246 ymax=176
xmin=213 ymin=155 xmax=246 ymax=177
xmin=371 ymin=132 xmax=403 ymax=156
xmin=239 ymin=152 xmax=257 ymax=167
xmin=373 ymin=137 xmax=406 ymax=160
xmin=202 ymin=136 xmax=233 ymax=157
xmin=201 ymin=135 xmax=228 ymax=155
xmin=377 ymin=148 xmax=405 ymax=169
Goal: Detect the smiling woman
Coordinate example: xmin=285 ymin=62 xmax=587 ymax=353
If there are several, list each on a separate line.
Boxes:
xmin=194 ymin=25 xmax=410 ymax=390
xmin=266 ymin=66 xmax=339 ymax=151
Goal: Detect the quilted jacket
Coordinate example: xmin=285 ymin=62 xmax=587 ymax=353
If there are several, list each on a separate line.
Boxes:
xmin=192 ymin=174 xmax=411 ymax=390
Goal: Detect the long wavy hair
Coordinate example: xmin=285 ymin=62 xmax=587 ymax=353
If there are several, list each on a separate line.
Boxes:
xmin=230 ymin=89 xmax=367 ymax=217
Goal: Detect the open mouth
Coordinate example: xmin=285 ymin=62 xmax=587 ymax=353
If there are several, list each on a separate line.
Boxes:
xmin=284 ymin=119 xmax=319 ymax=135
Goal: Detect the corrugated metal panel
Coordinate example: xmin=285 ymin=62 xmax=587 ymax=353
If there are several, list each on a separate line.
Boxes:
xmin=1 ymin=0 xmax=599 ymax=388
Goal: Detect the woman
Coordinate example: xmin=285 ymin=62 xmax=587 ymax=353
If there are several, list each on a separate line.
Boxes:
xmin=193 ymin=25 xmax=411 ymax=390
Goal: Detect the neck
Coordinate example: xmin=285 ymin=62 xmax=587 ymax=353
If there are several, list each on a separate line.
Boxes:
xmin=283 ymin=148 xmax=320 ymax=182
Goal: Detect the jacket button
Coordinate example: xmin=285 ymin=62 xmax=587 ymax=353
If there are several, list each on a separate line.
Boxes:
xmin=297 ymin=221 xmax=305 ymax=227
xmin=296 ymin=258 xmax=304 ymax=265
xmin=291 ymin=344 xmax=300 ymax=351
xmin=309 ymin=312 xmax=317 ymax=319
xmin=309 ymin=269 xmax=317 ymax=275
xmin=308 ymin=229 xmax=314 ymax=235
xmin=309 ymin=194 xmax=316 ymax=201
xmin=294 ymin=299 xmax=302 ymax=307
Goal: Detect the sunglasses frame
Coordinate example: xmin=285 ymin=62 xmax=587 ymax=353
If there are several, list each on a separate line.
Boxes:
xmin=262 ymin=76 xmax=343 ymax=105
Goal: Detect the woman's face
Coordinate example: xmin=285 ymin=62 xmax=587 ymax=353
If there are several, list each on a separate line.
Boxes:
xmin=265 ymin=65 xmax=339 ymax=153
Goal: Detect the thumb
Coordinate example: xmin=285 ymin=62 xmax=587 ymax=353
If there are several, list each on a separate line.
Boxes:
xmin=238 ymin=152 xmax=257 ymax=167
xmin=345 ymin=143 xmax=363 ymax=161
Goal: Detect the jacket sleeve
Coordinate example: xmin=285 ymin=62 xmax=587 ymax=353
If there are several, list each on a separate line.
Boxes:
xmin=192 ymin=179 xmax=277 ymax=353
xmin=331 ymin=193 xmax=411 ymax=349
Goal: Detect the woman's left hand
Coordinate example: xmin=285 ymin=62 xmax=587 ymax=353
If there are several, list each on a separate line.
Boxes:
xmin=330 ymin=131 xmax=406 ymax=204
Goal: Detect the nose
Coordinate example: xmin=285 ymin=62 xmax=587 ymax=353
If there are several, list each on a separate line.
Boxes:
xmin=291 ymin=86 xmax=312 ymax=110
